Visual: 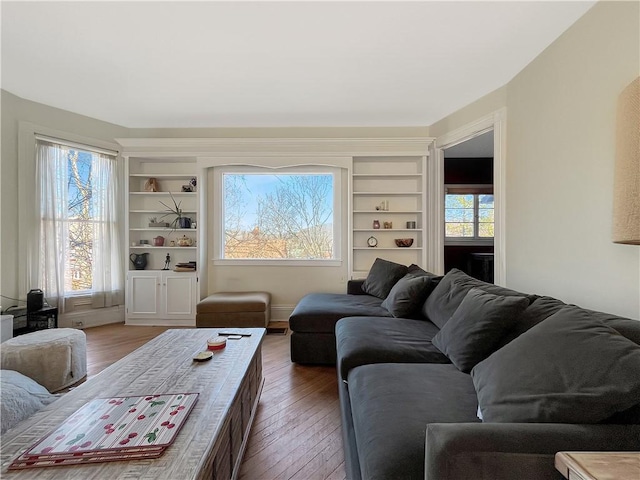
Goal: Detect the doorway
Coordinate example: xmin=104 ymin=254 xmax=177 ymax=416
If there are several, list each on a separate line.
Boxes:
xmin=427 ymin=108 xmax=506 ymax=284
xmin=442 ymin=132 xmax=495 ymax=282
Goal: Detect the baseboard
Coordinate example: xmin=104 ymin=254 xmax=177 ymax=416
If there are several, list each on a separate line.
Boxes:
xmin=125 ymin=318 xmax=196 ymax=327
xmin=271 ymin=304 xmax=295 ymax=322
xmin=59 ymin=306 xmax=125 ymax=329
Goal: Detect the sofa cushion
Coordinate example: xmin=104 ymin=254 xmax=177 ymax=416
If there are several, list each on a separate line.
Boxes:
xmin=432 ymin=288 xmax=529 ymax=373
xmin=348 ymin=363 xmax=479 ymax=480
xmin=381 ymin=273 xmax=439 ymax=318
xmin=289 ymin=293 xmax=391 ymax=334
xmin=336 ymin=316 xmax=449 ymax=380
xmin=422 ymin=268 xmax=535 ymax=329
xmin=361 ymin=258 xmax=408 ymax=299
xmin=472 ymin=305 xmax=640 ymax=424
xmin=498 ymin=295 xmax=566 ymax=348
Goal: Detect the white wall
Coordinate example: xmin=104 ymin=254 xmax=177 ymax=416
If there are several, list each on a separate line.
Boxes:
xmin=431 ymin=1 xmax=640 ymax=319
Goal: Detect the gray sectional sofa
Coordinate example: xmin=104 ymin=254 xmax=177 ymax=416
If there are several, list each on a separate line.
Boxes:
xmin=288 ymin=259 xmax=640 ymax=480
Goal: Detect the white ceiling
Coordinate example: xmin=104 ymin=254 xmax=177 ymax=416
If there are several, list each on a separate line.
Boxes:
xmin=444 ymin=130 xmax=493 ymax=158
xmin=1 ymin=1 xmax=595 ymax=129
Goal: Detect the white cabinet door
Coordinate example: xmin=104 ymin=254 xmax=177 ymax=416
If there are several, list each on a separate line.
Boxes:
xmin=163 ymin=272 xmax=197 ymax=318
xmin=126 ymin=271 xmax=196 ymax=324
xmin=127 ymin=271 xmax=160 ymax=318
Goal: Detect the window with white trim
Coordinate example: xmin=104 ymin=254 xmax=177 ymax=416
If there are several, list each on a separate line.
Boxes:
xmin=35 ymin=137 xmax=122 ymax=310
xmin=445 ymin=186 xmax=494 ymax=240
xmin=218 ymin=167 xmax=340 ymax=261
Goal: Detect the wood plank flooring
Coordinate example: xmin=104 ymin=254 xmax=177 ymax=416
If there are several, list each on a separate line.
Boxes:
xmin=83 ymin=323 xmax=346 ymax=480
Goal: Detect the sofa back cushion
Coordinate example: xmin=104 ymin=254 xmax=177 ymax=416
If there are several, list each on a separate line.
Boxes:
xmin=432 ymin=288 xmax=529 ymax=373
xmin=472 ymin=305 xmax=640 ymax=424
xmin=421 ymin=269 xmax=535 ymax=329
xmin=361 ymin=258 xmax=408 ymax=299
xmin=497 ymin=295 xmax=567 ymax=348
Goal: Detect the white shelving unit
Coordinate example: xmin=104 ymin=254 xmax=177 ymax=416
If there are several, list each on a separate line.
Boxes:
xmin=125 ymin=159 xmax=200 ymax=326
xmin=351 ymin=156 xmax=427 ymax=279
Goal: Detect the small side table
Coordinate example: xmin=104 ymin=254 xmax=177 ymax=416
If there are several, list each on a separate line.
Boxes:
xmin=555 ymin=452 xmax=640 ymax=480
xmin=26 ymin=306 xmax=58 ymax=332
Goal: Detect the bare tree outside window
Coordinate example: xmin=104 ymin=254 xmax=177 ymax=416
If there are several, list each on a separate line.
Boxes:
xmin=67 ymin=150 xmax=94 ymax=292
xmin=445 ymin=193 xmax=494 ymax=239
xmin=223 ymin=173 xmax=334 ymax=259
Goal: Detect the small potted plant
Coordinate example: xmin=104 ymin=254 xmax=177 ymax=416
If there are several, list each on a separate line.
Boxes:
xmin=159 ymin=192 xmax=191 ymax=229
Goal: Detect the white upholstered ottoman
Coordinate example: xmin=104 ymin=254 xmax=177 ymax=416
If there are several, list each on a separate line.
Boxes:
xmin=0 ymin=328 xmax=87 ymax=392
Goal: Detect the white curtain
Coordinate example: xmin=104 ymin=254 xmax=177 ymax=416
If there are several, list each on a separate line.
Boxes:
xmin=36 ymin=141 xmax=68 ymax=311
xmin=91 ymin=152 xmax=124 ymax=308
xmin=35 ymin=139 xmax=123 ymax=313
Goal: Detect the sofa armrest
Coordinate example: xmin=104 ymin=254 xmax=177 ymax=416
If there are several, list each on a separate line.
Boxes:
xmin=347 ymin=279 xmax=366 ymax=295
xmin=425 ymin=422 xmax=640 ymax=480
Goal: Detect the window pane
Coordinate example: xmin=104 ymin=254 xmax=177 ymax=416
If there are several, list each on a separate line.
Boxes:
xmin=223 ymin=173 xmax=334 ymax=259
xmin=445 ymin=208 xmax=474 ymax=223
xmin=479 ymin=208 xmax=494 ymax=222
xmin=67 ymin=150 xmax=94 ymax=292
xmin=479 ymin=195 xmax=494 ymax=208
xmin=446 ymin=222 xmax=474 ymax=237
xmin=445 ymin=194 xmax=474 ymax=209
xmin=479 ymin=223 xmax=495 ymax=237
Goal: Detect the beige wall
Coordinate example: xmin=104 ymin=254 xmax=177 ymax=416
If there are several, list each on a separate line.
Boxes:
xmin=1 ymin=92 xmax=425 ymax=317
xmin=505 ymin=0 xmax=639 ymax=319
xmin=431 ymin=1 xmax=639 ymax=319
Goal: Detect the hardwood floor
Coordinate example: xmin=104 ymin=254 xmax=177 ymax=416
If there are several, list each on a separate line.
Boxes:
xmin=83 ymin=323 xmax=346 ymax=480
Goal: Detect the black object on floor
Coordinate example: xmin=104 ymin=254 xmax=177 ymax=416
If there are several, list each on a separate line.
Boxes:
xmin=267 ymin=327 xmax=288 ymax=335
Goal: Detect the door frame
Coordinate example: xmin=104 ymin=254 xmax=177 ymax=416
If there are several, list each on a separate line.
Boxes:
xmin=427 ymin=108 xmax=507 ymax=285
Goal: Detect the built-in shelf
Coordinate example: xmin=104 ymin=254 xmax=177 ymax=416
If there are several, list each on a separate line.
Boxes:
xmin=130 ymin=246 xmax=197 ymax=250
xmin=354 ymin=247 xmax=423 ymax=251
xmin=351 ymin=155 xmax=427 ymax=277
xmin=353 ymin=191 xmax=422 ymax=196
xmin=129 ymin=228 xmax=198 ymax=232
xmin=354 ymin=229 xmax=420 ymax=233
xmin=129 ymin=192 xmax=196 ymax=196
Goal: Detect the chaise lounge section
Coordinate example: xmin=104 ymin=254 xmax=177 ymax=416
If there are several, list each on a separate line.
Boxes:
xmin=289 ymin=259 xmax=640 ymax=480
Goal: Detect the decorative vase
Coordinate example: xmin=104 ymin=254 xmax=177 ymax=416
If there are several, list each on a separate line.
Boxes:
xmin=129 ymin=253 xmax=149 ymax=270
xmin=178 ymin=217 xmax=191 ymax=229
xmin=373 ymin=220 xmax=380 ymax=229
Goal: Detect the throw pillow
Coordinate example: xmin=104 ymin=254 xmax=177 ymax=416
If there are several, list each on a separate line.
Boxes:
xmin=381 ymin=274 xmax=438 ymax=318
xmin=361 ymin=258 xmax=408 ymax=299
xmin=472 ymin=305 xmax=640 ymax=424
xmin=431 ymin=288 xmax=529 ymax=373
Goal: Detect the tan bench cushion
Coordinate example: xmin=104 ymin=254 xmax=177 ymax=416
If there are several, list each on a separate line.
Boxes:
xmin=197 ymin=292 xmax=271 ymax=314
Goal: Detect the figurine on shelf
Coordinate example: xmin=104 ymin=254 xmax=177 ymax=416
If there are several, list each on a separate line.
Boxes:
xmin=144 ymin=177 xmax=159 ymax=192
xmin=162 ymin=253 xmax=171 ymax=271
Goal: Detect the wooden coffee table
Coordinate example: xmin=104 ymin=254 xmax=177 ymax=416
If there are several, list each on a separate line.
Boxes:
xmin=0 ymin=328 xmax=265 ymax=480
xmin=555 ymin=452 xmax=640 ymax=480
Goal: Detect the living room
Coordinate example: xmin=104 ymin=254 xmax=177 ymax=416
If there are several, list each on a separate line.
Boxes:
xmin=1 ymin=1 xmax=639 ymax=479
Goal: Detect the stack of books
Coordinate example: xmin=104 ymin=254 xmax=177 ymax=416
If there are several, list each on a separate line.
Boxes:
xmin=173 ymin=261 xmax=196 ymax=272
xmin=9 ymin=393 xmax=198 ymax=470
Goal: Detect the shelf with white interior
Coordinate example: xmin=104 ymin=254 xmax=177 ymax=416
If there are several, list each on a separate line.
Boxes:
xmin=351 ymin=155 xmax=426 ymax=278
xmin=354 ymin=210 xmax=422 ymax=214
xmin=129 ymin=192 xmax=197 ymax=196
xmin=353 ymin=228 xmax=418 ymax=233
xmin=130 ymin=246 xmax=197 ymax=250
xmin=354 ymin=247 xmax=423 ymax=251
xmin=130 ymin=209 xmax=197 ymax=214
xmin=130 ymin=228 xmax=198 ymax=232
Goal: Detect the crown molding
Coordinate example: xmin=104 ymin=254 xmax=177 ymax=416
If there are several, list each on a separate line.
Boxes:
xmin=115 ymin=137 xmax=435 ymax=157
